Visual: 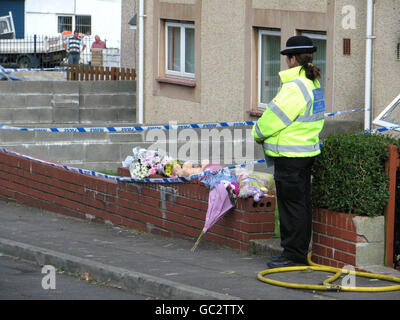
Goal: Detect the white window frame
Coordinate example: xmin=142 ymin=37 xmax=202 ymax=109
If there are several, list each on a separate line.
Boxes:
xmin=57 ymin=15 xmax=73 ymax=33
xmin=57 ymin=15 xmax=92 ymax=35
xmin=301 ymin=32 xmax=327 ymax=41
xmin=373 ymin=94 xmax=400 ymax=132
xmin=258 ymin=29 xmax=281 ymax=109
xmin=165 ymin=21 xmax=195 ymax=79
xmin=301 ymin=31 xmax=327 ymax=90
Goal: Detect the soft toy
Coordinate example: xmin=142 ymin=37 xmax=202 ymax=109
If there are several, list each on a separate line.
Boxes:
xmin=239 ymin=185 xmax=264 ymax=202
xmin=235 ymin=168 xmax=275 ymax=198
xmin=220 ymin=180 xmax=240 ymax=198
xmin=172 ymin=160 xmax=210 ymax=177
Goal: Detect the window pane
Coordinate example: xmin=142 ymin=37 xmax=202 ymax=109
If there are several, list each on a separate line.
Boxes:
xmin=260 ymin=33 xmax=281 ymax=104
xmin=76 ymin=15 xmax=91 ymax=35
xmin=185 ymin=28 xmax=195 ymax=74
xmin=58 ymin=16 xmax=72 ymax=33
xmin=311 ymin=38 xmax=326 ymax=91
xmin=0 ymin=21 xmax=10 ymax=34
xmin=168 ymin=26 xmax=181 ymax=72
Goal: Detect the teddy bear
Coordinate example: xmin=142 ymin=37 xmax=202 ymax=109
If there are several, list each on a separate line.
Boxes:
xmin=172 ymin=160 xmax=209 ymax=177
xmin=172 ymin=160 xmax=210 ymax=177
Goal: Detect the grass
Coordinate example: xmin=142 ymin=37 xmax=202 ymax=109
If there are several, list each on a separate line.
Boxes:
xmin=274 ymin=208 xmax=280 ymax=238
xmin=97 ymin=169 xmax=118 ymax=176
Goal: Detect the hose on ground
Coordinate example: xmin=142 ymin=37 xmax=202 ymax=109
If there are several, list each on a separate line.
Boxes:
xmin=257 ymin=253 xmax=400 ymax=292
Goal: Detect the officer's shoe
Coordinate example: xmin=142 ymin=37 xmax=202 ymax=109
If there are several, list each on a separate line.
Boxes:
xmin=268 ymin=255 xmax=284 ymax=262
xmin=267 ymin=256 xmax=307 ymax=269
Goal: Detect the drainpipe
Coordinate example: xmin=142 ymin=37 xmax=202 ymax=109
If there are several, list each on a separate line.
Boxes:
xmin=364 ymin=0 xmax=374 ymax=130
xmin=138 ymin=0 xmax=145 ymax=124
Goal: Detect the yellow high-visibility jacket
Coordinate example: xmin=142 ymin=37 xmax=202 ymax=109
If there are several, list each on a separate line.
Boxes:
xmin=252 ymin=66 xmax=325 ymax=158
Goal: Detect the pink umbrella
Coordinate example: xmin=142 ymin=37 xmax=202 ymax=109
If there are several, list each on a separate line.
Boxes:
xmin=191 ymin=182 xmax=233 ymax=251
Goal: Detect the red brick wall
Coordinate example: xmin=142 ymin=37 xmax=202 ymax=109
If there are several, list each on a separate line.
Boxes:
xmin=0 ymin=150 xmax=276 ymax=252
xmin=312 ymin=208 xmax=358 ymax=268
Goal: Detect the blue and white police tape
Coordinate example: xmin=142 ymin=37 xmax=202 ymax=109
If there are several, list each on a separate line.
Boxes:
xmin=358 ymin=125 xmax=400 ymax=135
xmin=0 ymin=108 xmax=367 ymax=133
xmin=0 ymin=67 xmax=67 ymax=73
xmin=0 ymin=147 xmax=268 ymax=184
xmin=1 ymin=121 xmax=398 ymax=184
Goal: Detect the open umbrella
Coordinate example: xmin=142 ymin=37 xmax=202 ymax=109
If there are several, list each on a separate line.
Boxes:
xmin=191 ymin=182 xmax=233 ymax=251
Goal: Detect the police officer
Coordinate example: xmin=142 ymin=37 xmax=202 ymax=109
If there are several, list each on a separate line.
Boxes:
xmin=252 ymin=35 xmax=325 ymax=268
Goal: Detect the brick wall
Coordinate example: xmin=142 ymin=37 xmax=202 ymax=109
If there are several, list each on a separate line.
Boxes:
xmin=312 ymin=208 xmax=359 ymax=268
xmin=0 ymin=149 xmax=276 ymax=252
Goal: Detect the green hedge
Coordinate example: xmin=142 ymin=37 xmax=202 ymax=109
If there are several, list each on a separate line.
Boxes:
xmin=311 ymin=132 xmax=400 ymax=217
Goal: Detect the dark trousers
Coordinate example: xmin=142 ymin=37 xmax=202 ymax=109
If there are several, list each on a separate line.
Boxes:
xmin=273 ymin=156 xmax=315 ymax=263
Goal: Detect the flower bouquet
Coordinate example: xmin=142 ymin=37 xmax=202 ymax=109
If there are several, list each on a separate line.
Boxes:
xmin=127 ymin=147 xmax=173 ymax=179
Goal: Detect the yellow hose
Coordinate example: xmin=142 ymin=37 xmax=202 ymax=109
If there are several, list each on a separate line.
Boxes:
xmin=257 ymin=253 xmax=400 ymax=292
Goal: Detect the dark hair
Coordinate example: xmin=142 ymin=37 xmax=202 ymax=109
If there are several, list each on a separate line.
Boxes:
xmin=288 ymin=53 xmax=321 ymax=82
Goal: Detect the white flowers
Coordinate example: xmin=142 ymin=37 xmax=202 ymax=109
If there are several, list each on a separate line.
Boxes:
xmin=123 ymin=147 xmax=173 ymax=180
xmin=129 ymin=162 xmax=149 ymax=179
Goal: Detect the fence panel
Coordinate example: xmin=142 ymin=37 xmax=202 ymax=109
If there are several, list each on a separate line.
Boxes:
xmin=385 ymin=145 xmax=399 ymax=269
xmin=66 ymin=64 xmax=136 ymax=81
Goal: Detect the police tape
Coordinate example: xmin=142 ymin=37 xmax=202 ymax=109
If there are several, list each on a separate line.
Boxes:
xmin=1 ymin=121 xmax=398 ymax=184
xmin=358 ymin=125 xmax=400 ymax=135
xmin=0 ymin=147 xmax=267 ymax=183
xmin=0 ymin=108 xmax=367 ymax=133
xmin=0 ymin=67 xmax=67 ymax=73
xmin=1 ymin=107 xmax=388 ymax=184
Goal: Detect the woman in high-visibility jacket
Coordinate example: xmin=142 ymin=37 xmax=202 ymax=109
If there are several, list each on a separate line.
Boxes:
xmin=253 ymin=35 xmax=325 ymax=268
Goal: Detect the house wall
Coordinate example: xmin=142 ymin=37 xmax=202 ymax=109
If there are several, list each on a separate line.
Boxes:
xmin=328 ymin=0 xmax=400 ymax=125
xmin=142 ymin=0 xmax=331 ymax=124
xmin=24 ymin=0 xmax=122 ymax=48
xmin=372 ymin=0 xmax=400 ymax=121
xmin=139 ymin=0 xmax=398 ymax=127
xmin=329 ymin=0 xmax=366 ymax=123
xmin=121 ymin=0 xmax=137 ymax=68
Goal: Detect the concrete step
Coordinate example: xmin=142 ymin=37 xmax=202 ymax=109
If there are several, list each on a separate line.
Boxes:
xmin=0 ymin=107 xmax=137 ymax=124
xmin=0 ymin=80 xmax=137 ymax=125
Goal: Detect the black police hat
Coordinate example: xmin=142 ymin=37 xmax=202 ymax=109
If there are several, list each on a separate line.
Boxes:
xmin=280 ymin=36 xmax=317 ymax=55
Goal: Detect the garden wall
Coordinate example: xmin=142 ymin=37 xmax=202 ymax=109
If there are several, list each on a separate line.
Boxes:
xmin=0 ymin=149 xmax=276 ymax=252
xmin=312 ymin=208 xmax=385 ymax=268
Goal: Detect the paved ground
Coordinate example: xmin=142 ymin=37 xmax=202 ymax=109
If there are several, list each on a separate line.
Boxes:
xmin=0 ymin=253 xmax=151 ymax=300
xmin=12 ymin=70 xmax=66 ymax=81
xmin=1 ymin=200 xmax=400 ymax=302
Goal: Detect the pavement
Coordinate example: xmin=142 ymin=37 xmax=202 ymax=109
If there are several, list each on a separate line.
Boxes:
xmin=1 ymin=200 xmax=400 ymax=300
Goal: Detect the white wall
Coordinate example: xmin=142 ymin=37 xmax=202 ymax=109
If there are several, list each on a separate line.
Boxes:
xmin=24 ymin=0 xmax=121 ymax=48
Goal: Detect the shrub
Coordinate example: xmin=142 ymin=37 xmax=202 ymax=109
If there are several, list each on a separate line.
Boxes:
xmin=311 ymin=132 xmax=400 ymax=217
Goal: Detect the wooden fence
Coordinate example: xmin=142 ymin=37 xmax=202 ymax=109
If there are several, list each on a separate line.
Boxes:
xmin=66 ymin=65 xmax=136 ymax=81
xmin=385 ymin=144 xmax=399 ymax=269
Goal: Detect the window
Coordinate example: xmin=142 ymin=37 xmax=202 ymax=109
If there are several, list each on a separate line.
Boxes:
xmin=165 ymin=21 xmax=195 ymax=78
xmin=301 ymin=31 xmax=327 ymax=91
xmin=57 ymin=15 xmax=91 ymax=35
xmin=76 ymin=15 xmax=91 ymax=35
xmin=373 ymin=93 xmax=400 ymax=131
xmin=258 ymin=29 xmax=281 ymax=108
xmin=58 ymin=16 xmax=72 ymax=33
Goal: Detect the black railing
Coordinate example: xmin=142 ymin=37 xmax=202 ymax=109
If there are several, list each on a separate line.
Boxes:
xmin=0 ymin=35 xmax=120 ymax=69
xmin=0 ymin=35 xmax=66 ymax=68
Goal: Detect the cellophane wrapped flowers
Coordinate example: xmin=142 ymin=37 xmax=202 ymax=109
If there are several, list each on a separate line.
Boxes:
xmin=124 ymin=147 xmax=174 ymax=179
